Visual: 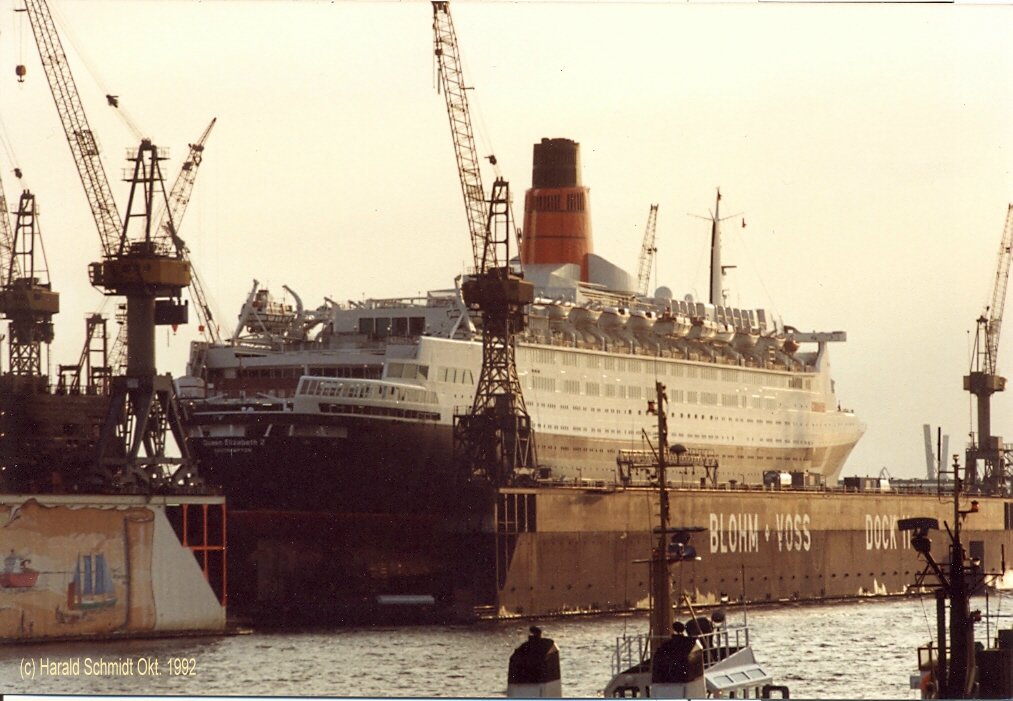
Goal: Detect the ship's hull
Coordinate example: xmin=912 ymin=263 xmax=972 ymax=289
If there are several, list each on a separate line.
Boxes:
xmin=218 ymin=480 xmax=1013 ymax=624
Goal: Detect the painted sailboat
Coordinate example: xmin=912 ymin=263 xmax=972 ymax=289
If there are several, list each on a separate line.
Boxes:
xmin=66 ymin=553 xmax=117 ymax=611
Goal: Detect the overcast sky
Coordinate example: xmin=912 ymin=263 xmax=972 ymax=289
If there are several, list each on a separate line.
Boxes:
xmin=0 ymin=1 xmax=1011 ymax=479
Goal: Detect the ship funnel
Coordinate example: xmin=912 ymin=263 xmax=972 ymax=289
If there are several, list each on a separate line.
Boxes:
xmin=521 ymin=138 xmax=594 ymax=281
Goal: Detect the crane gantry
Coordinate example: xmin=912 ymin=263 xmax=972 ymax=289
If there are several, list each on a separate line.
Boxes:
xmin=0 ymin=189 xmax=59 ymax=379
xmin=963 ymin=204 xmax=1013 ymax=493
xmin=432 ymin=1 xmax=537 ymax=485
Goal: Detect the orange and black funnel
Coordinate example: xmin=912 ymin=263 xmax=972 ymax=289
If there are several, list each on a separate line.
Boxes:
xmin=521 ymin=138 xmax=593 ymax=281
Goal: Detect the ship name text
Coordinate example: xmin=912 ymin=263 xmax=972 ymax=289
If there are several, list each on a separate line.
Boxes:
xmin=708 ymin=512 xmax=814 ymax=554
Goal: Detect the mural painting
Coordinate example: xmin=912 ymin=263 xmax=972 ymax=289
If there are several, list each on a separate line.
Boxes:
xmin=0 ymin=499 xmax=156 ymax=640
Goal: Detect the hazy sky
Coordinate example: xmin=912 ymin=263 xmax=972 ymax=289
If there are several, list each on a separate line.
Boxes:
xmin=0 ymin=1 xmax=1011 ymax=479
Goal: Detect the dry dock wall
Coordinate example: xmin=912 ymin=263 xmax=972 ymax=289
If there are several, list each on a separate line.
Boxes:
xmin=495 ymin=487 xmax=1013 ymax=617
xmin=0 ymin=494 xmax=225 ymax=642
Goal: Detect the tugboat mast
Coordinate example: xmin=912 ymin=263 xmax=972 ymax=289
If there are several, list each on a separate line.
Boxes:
xmin=649 ymin=381 xmax=673 ymax=654
xmin=901 ymin=455 xmax=982 ymax=698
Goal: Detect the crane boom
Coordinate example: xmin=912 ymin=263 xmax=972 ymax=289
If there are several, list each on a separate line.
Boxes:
xmin=432 ymin=1 xmax=492 ymax=271
xmin=985 ymin=204 xmax=1013 ymax=375
xmin=636 ymin=204 xmax=659 ymax=296
xmin=0 ymin=172 xmax=16 ymax=288
xmin=22 ymin=0 xmax=121 ymax=258
xmin=157 ymin=118 xmax=221 ymax=343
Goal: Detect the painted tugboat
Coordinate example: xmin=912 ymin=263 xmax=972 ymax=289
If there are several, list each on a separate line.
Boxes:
xmin=0 ymin=551 xmax=39 ymax=589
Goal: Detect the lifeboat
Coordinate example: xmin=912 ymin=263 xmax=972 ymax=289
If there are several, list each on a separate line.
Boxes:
xmin=712 ymin=321 xmax=735 ymax=345
xmin=732 ymin=327 xmax=760 ymax=352
xmin=687 ymin=316 xmax=717 ymax=342
xmin=627 ymin=309 xmax=655 ymax=335
xmin=568 ymin=305 xmax=601 ymax=328
xmin=628 ymin=310 xmax=658 ymax=349
xmin=598 ymin=306 xmax=629 ymax=336
xmin=754 ymin=332 xmax=785 ymax=354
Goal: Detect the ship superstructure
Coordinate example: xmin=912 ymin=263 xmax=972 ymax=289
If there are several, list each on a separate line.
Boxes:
xmin=180 ymin=139 xmax=864 ymax=508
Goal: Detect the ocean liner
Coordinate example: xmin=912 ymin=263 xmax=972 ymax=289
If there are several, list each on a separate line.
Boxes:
xmin=177 ymin=140 xmax=1013 ymax=625
xmin=180 ymin=138 xmax=863 ymax=508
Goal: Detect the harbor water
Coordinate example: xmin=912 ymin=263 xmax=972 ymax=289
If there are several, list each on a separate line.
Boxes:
xmin=4 ymin=595 xmax=1011 ymax=698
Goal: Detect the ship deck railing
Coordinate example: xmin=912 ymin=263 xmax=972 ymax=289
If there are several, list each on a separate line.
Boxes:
xmin=611 ymin=623 xmax=753 ymax=676
xmin=506 ymin=477 xmax=979 ymax=499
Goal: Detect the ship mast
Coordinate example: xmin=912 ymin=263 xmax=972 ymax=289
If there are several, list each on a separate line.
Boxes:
xmin=710 ymin=190 xmax=722 ymax=305
xmin=698 ymin=189 xmax=740 ymax=306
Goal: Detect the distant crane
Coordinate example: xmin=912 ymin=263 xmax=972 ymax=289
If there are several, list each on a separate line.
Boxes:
xmin=432 ymin=1 xmax=537 ymax=485
xmin=157 ymin=118 xmax=221 ymax=344
xmin=0 ymin=189 xmax=59 ymax=380
xmin=23 ymin=0 xmax=197 ymax=490
xmin=636 ymin=204 xmax=659 ymax=296
xmin=57 ymin=313 xmax=110 ymax=396
xmin=963 ymin=204 xmax=1013 ymax=493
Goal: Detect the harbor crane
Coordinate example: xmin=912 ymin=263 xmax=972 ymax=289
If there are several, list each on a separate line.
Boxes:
xmin=157 ymin=118 xmax=221 ymax=344
xmin=23 ymin=0 xmax=198 ymax=490
xmin=963 ymin=204 xmax=1013 ymax=493
xmin=432 ymin=1 xmax=537 ymax=485
xmin=636 ymin=204 xmax=659 ymax=296
xmin=0 ymin=189 xmax=58 ymax=380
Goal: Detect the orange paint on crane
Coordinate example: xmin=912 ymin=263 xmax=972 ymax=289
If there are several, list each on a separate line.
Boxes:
xmin=521 ymin=138 xmax=594 ymax=281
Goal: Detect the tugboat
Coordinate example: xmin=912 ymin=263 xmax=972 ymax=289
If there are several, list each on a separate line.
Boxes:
xmin=0 ymin=550 xmax=39 ymax=589
xmin=601 ymin=382 xmax=788 ymax=699
xmin=902 ymin=456 xmax=1013 ymax=699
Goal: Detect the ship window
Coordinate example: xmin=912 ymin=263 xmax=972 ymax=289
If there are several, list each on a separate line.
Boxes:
xmin=387 ymin=362 xmax=405 ymax=379
xmin=461 ymin=369 xmax=473 ymax=384
xmin=417 ymin=365 xmax=429 ymax=380
xmin=358 ymin=317 xmax=374 ymax=335
xmin=392 ymin=317 xmax=408 ymax=336
xmin=375 ymin=317 xmax=391 ymax=338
